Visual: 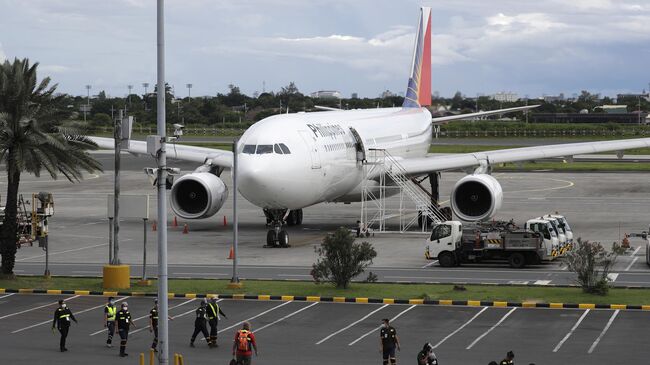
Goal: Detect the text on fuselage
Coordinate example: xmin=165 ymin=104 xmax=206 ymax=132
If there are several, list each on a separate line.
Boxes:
xmin=306 ymin=123 xmax=345 ymax=139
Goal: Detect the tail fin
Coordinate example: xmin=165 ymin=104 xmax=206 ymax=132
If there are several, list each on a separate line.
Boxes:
xmin=402 ymin=7 xmax=432 ymax=108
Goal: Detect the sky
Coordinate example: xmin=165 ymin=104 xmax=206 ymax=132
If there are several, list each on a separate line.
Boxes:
xmin=1 ymin=0 xmax=649 ymax=98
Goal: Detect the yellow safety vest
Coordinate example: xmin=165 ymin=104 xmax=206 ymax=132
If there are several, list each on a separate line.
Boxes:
xmin=106 ymin=305 xmax=116 ymax=321
xmin=208 ymin=303 xmax=220 ymax=319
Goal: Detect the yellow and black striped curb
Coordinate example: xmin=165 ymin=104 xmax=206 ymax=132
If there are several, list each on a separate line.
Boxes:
xmin=1 ymin=288 xmax=649 ymax=311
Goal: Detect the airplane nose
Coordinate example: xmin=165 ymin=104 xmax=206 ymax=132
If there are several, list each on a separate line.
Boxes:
xmin=237 ymin=155 xmax=271 ymax=207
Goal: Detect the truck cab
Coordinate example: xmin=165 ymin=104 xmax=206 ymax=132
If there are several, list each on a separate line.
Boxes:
xmin=525 ymin=219 xmax=559 ymax=260
xmin=425 ymin=221 xmax=463 ymax=266
xmin=545 ymin=214 xmax=573 ymax=247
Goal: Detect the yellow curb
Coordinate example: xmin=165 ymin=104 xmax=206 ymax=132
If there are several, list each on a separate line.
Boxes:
xmin=642 ymin=305 xmax=650 ymax=311
xmin=355 ymin=297 xmax=369 ymax=304
xmin=383 ymin=298 xmax=395 ymax=304
xmin=493 ymin=301 xmax=508 ymax=307
xmin=468 ymin=300 xmax=482 ymax=306
xmin=333 ymin=297 xmax=346 ymax=303
xmin=439 ymin=299 xmax=452 ymax=306
xmin=131 ymin=292 xmax=147 ymax=297
xmin=610 ymin=304 xmax=626 ymax=310
xmin=74 ymin=290 xmax=90 ymax=295
xmin=281 ymin=295 xmax=294 ymax=301
xmin=306 ymin=296 xmax=320 ymax=302
xmin=579 ymin=303 xmax=596 ymax=309
xmin=47 ymin=290 xmax=62 ymax=295
xmin=103 ymin=291 xmax=118 ymax=297
xmin=19 ymin=289 xmax=33 ymax=294
xmin=409 ymin=299 xmax=424 ymax=305
xmin=522 ymin=302 xmax=537 ymax=308
xmin=550 ymin=303 xmax=564 ymax=309
xmin=0 ymin=288 xmax=5 ymax=294
xmin=257 ymin=295 xmax=271 ymax=301
xmin=185 ymin=293 xmax=196 ymax=299
xmin=232 ymin=294 xmax=245 ymax=300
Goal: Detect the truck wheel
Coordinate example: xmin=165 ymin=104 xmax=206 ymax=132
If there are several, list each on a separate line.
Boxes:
xmin=509 ymin=252 xmax=526 ymax=268
xmin=439 ymin=252 xmax=456 ymax=267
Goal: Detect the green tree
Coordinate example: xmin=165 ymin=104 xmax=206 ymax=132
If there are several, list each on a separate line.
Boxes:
xmin=0 ymin=58 xmax=102 ymax=276
xmin=311 ymin=227 xmax=377 ymax=289
xmin=564 ymin=238 xmax=622 ymax=295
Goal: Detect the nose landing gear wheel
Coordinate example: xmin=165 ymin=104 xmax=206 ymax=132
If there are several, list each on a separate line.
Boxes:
xmin=266 ymin=230 xmax=278 ymax=247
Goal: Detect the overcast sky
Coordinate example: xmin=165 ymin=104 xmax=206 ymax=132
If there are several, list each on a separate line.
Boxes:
xmin=1 ymin=0 xmax=649 ymax=98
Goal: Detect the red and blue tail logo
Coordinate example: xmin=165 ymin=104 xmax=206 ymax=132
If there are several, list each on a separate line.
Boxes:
xmin=403 ymin=7 xmax=432 ymax=108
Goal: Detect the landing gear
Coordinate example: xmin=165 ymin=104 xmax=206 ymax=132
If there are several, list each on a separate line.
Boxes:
xmin=263 ymin=208 xmax=302 ymax=248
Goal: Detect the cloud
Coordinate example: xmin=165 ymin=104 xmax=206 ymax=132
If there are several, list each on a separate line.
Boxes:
xmin=39 ymin=64 xmax=71 ymax=74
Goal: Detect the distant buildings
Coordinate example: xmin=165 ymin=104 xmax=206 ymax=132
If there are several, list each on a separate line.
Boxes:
xmin=351 ymin=92 xmax=358 ymax=99
xmin=380 ymin=90 xmax=394 ymax=98
xmin=309 ymin=90 xmax=342 ymax=99
xmin=616 ymin=93 xmax=650 ymax=102
xmin=543 ymin=93 xmax=565 ymax=103
xmin=491 ymin=91 xmax=519 ymax=102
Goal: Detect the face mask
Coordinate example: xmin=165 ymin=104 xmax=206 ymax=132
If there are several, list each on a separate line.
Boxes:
xmin=123 ymin=306 xmax=128 ymax=310
xmin=62 ymin=304 xmax=67 ymax=308
xmin=382 ymin=324 xmax=387 ymax=328
xmin=109 ymin=301 xmax=114 ymax=305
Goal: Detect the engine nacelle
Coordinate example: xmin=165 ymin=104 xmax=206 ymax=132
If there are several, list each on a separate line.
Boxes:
xmin=171 ymin=172 xmax=228 ymax=219
xmin=450 ymin=174 xmax=503 ymax=222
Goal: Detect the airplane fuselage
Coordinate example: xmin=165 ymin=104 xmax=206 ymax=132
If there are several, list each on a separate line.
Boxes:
xmin=237 ymin=107 xmax=432 ymax=209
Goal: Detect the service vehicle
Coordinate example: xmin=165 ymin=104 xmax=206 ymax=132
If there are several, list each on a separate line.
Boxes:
xmin=544 ymin=214 xmax=574 ymax=249
xmin=425 ymin=220 xmax=546 ymax=268
xmin=524 ymin=218 xmax=560 ymax=259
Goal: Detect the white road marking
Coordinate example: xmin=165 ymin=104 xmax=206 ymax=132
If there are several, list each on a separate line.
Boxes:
xmin=13 ymin=297 xmax=127 ymax=334
xmin=16 ymin=243 xmax=107 ymax=262
xmin=348 ymin=305 xmax=416 ymax=346
xmin=508 ymin=280 xmax=529 ymax=285
xmin=91 ymin=298 xmax=195 ymax=336
xmin=0 ymin=293 xmax=16 ymax=301
xmin=217 ymin=301 xmax=293 ymax=334
xmin=316 ymin=304 xmax=389 ymax=345
xmin=421 ymin=260 xmax=438 ymax=269
xmin=631 ymin=246 xmax=642 ymax=256
xmin=172 ymin=272 xmax=229 ymax=276
xmin=625 ymin=257 xmax=639 ymax=272
xmin=607 ymin=273 xmax=619 ymax=282
xmin=255 ymin=302 xmax=319 ymax=333
xmin=466 ymin=307 xmax=517 ymax=350
xmin=552 ymin=309 xmax=590 ymax=352
xmin=588 ymin=310 xmax=620 ymax=354
xmin=0 ymin=295 xmax=80 ymax=320
xmin=80 ymin=221 xmax=103 ymax=226
xmin=534 ymin=280 xmax=552 ymax=285
xmin=277 ymin=274 xmax=312 ymax=278
xmin=432 ymin=307 xmax=488 ymax=349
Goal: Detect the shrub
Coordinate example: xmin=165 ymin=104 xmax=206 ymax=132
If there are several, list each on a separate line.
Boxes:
xmin=564 ymin=238 xmax=620 ymax=295
xmin=311 ymin=227 xmax=377 ymax=289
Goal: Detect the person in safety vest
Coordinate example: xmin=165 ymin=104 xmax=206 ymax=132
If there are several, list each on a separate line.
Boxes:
xmin=104 ymin=297 xmax=117 ymax=348
xmin=52 ymin=299 xmax=77 ymax=352
xmin=207 ymin=297 xmax=227 ymax=347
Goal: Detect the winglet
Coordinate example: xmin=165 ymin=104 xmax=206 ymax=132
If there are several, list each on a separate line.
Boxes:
xmin=403 ymin=7 xmax=432 ymax=108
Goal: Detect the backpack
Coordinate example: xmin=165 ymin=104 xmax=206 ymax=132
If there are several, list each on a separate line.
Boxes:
xmin=236 ymin=330 xmax=251 ymax=352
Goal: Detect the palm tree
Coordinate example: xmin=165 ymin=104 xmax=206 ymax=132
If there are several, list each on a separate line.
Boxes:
xmin=0 ymin=58 xmax=102 ymax=276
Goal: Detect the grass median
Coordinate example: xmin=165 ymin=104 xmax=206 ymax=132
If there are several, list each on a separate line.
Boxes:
xmin=2 ymin=276 xmax=649 ymax=305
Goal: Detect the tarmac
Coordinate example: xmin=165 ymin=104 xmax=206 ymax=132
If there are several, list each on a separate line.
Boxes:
xmin=0 ymin=293 xmax=648 ymax=365
xmin=8 ymin=153 xmax=650 ymax=285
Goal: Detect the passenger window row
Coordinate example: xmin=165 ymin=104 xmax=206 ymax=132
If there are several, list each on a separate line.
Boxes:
xmin=242 ymin=143 xmax=291 ymax=155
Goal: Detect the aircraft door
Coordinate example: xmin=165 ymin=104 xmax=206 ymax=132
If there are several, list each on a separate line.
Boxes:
xmin=298 ymin=130 xmax=322 ymax=169
xmin=349 ymin=127 xmax=366 ymax=162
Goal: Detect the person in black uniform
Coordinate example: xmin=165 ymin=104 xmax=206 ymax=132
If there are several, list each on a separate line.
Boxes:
xmin=206 ymin=297 xmax=227 ymax=347
xmin=190 ymin=299 xmax=211 ymax=347
xmin=417 ymin=343 xmax=438 ymax=365
xmin=379 ymin=318 xmax=400 ymax=365
xmin=149 ymin=299 xmax=159 ymax=352
xmin=499 ymin=351 xmax=515 ymax=365
xmin=52 ymin=300 xmax=77 ymax=352
xmin=104 ymin=297 xmax=117 ymax=348
xmin=117 ymin=301 xmax=136 ymax=357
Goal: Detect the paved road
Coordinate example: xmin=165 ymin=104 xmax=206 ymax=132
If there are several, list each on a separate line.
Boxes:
xmin=12 ymin=247 xmax=650 ymax=287
xmin=0 ymin=293 xmax=647 ymax=365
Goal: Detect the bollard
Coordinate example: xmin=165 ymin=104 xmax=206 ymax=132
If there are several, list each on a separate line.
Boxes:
xmin=182 ymin=224 xmax=189 ymax=234
xmin=174 ymin=353 xmax=179 ymax=365
xmin=223 ymin=215 xmax=227 ymax=226
xmin=139 ymin=353 xmax=144 ymax=365
xmin=179 ymin=354 xmax=184 ymax=365
xmin=149 ymin=349 xmax=154 ymax=365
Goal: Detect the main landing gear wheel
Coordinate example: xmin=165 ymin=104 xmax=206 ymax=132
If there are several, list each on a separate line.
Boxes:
xmin=278 ymin=230 xmax=289 ymax=247
xmin=266 ymin=230 xmax=278 ymax=247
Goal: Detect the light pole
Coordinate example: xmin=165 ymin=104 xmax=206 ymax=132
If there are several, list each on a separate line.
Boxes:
xmin=127 ymin=84 xmax=133 ymax=109
xmin=142 ymin=83 xmax=149 ymax=111
xmin=85 ymin=84 xmax=92 ymax=122
xmin=186 ymin=83 xmax=192 ymax=99
xmin=156 ymin=1 xmax=170 ymax=363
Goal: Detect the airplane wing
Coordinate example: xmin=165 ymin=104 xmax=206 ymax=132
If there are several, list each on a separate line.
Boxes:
xmin=394 ymin=137 xmax=650 ymax=176
xmin=90 ymin=137 xmax=233 ymax=167
xmin=431 ymin=105 xmax=539 ymax=124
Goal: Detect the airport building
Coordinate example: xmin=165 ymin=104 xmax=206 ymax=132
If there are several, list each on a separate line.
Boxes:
xmin=491 ymin=91 xmax=519 ymax=102
xmin=309 ymin=90 xmax=342 ymax=99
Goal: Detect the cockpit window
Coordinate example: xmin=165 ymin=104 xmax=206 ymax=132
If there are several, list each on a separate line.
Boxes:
xmin=279 ymin=143 xmax=291 ymax=154
xmin=256 ymin=145 xmax=273 ymax=154
xmin=273 ymin=144 xmax=283 ymax=154
xmin=242 ymin=144 xmax=256 ymax=154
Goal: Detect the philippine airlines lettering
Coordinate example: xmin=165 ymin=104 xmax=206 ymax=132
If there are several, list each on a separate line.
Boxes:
xmin=307 ymin=123 xmax=345 ymax=139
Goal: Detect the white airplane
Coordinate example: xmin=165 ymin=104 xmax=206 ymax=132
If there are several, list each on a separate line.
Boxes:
xmin=93 ymin=7 xmax=650 ymax=247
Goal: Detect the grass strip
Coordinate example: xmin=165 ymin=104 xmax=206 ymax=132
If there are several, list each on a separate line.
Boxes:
xmin=2 ymin=276 xmax=649 ymax=305
xmin=493 ymin=161 xmax=650 ymax=172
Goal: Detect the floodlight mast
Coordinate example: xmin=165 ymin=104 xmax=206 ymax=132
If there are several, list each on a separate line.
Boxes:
xmin=156 ymin=0 xmax=169 ymax=364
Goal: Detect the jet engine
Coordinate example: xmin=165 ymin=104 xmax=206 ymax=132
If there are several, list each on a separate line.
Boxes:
xmin=450 ymin=174 xmax=503 ymax=222
xmin=171 ymin=172 xmax=228 ymax=219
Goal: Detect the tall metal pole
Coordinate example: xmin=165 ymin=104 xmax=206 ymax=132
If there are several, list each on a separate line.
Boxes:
xmin=231 ymin=139 xmax=240 ymax=285
xmin=156 ymin=1 xmax=169 ymax=363
xmin=112 ymin=110 xmax=122 ymax=265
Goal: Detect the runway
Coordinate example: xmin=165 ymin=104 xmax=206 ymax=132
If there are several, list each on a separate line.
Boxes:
xmin=0 ymin=293 xmax=647 ymax=365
